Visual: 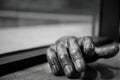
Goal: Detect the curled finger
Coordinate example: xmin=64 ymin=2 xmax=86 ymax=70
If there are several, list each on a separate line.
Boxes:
xmin=47 ymin=44 xmax=64 ymax=76
xmin=57 ymin=42 xmax=78 ymax=78
xmin=68 ymin=37 xmax=86 ymax=73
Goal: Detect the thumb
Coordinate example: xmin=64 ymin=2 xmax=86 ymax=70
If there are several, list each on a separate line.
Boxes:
xmin=95 ymin=44 xmax=119 ymax=58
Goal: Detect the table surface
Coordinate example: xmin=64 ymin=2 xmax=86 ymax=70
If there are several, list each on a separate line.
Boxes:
xmin=1 ymin=45 xmax=120 ymax=80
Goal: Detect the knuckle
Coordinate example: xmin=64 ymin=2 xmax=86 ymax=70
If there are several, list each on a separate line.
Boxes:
xmin=47 ymin=48 xmax=52 ymax=57
xmin=56 ymin=36 xmax=77 ymax=47
xmin=68 ymin=37 xmax=79 ymax=49
xmin=83 ymin=36 xmax=95 ymax=55
xmin=84 ymin=36 xmax=93 ymax=40
xmin=84 ymin=37 xmax=93 ymax=44
xmin=68 ymin=36 xmax=77 ymax=42
xmin=47 ymin=47 xmax=55 ymax=58
xmin=78 ymin=37 xmax=83 ymax=46
xmin=84 ymin=42 xmax=95 ymax=51
xmin=50 ymin=44 xmax=57 ymax=51
xmin=83 ymin=36 xmax=94 ymax=45
xmin=57 ymin=43 xmax=68 ymax=56
xmin=57 ymin=38 xmax=68 ymax=48
xmin=47 ymin=48 xmax=58 ymax=65
xmin=47 ymin=44 xmax=57 ymax=61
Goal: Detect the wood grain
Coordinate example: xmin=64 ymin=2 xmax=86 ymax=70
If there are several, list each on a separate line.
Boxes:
xmin=1 ymin=57 xmax=120 ymax=80
xmin=0 ymin=63 xmax=71 ymax=80
xmin=0 ymin=45 xmax=120 ymax=80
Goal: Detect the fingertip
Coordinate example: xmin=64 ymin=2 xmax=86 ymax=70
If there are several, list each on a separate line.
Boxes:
xmin=110 ymin=45 xmax=119 ymax=57
xmin=75 ymin=59 xmax=86 ymax=73
xmin=112 ymin=45 xmax=119 ymax=53
xmin=64 ymin=65 xmax=80 ymax=78
xmin=51 ymin=65 xmax=59 ymax=75
xmin=51 ymin=65 xmax=64 ymax=76
xmin=64 ymin=65 xmax=74 ymax=77
xmin=104 ymin=45 xmax=119 ymax=58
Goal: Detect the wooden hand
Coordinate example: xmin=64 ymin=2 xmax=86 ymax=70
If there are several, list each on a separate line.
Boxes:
xmin=46 ymin=36 xmax=119 ymax=78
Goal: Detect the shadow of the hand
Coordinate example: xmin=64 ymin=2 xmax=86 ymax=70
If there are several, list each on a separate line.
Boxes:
xmin=82 ymin=66 xmax=97 ymax=80
xmin=82 ymin=63 xmax=120 ymax=80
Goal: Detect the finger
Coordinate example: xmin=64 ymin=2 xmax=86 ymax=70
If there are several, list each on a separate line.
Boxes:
xmin=81 ymin=36 xmax=95 ymax=56
xmin=56 ymin=42 xmax=77 ymax=78
xmin=68 ymin=37 xmax=86 ymax=73
xmin=95 ymin=44 xmax=119 ymax=58
xmin=47 ymin=44 xmax=64 ymax=76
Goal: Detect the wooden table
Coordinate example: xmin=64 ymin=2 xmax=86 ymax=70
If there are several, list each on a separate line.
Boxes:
xmin=0 ymin=44 xmax=120 ymax=80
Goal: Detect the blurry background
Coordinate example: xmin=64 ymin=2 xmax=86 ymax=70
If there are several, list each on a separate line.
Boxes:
xmin=0 ymin=0 xmax=120 ymax=78
xmin=0 ymin=0 xmax=100 ymax=54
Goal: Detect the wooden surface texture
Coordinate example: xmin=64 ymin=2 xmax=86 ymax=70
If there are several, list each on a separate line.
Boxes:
xmin=1 ymin=45 xmax=120 ymax=80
